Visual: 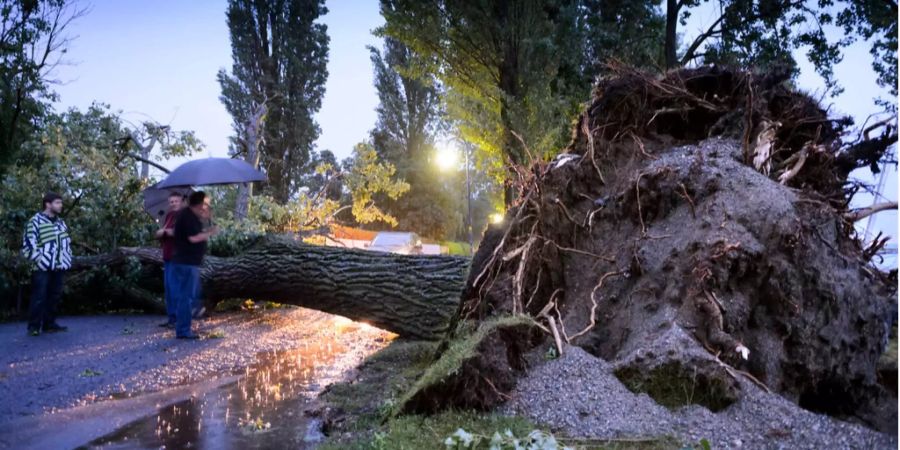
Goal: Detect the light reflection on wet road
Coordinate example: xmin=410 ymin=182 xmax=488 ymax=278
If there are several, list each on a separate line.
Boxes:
xmin=87 ymin=342 xmax=345 ymax=449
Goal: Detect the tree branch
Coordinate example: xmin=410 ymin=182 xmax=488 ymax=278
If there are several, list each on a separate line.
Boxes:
xmin=680 ymin=14 xmax=724 ymax=66
xmin=124 ymin=153 xmax=169 ymax=173
xmin=844 ymin=202 xmax=898 ymax=222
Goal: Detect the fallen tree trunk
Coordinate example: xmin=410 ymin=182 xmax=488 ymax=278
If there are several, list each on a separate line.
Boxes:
xmin=75 ymin=239 xmax=468 ymax=340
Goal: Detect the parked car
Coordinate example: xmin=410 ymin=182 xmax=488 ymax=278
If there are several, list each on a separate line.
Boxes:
xmin=367 ymin=232 xmax=423 ymax=255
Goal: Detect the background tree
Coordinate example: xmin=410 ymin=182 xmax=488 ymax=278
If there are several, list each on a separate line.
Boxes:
xmin=380 ymin=0 xmax=587 ymax=205
xmin=664 ymin=0 xmax=897 ymax=101
xmin=368 ymin=37 xmax=460 ymax=239
xmin=578 ymin=0 xmax=666 ymax=77
xmin=0 ymin=0 xmax=83 ymax=175
xmin=217 ymin=0 xmax=329 ymax=203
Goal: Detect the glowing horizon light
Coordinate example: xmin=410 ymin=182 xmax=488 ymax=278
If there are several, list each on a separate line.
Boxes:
xmin=434 ymin=142 xmax=459 ymax=171
xmin=489 ymin=213 xmax=504 ymax=225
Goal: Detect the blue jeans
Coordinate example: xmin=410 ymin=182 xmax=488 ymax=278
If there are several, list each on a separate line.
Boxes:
xmin=166 ymin=262 xmax=203 ymax=324
xmin=163 ymin=261 xmax=176 ymax=324
xmin=171 ymin=263 xmax=200 ymax=337
xmin=28 ymin=270 xmax=65 ymax=331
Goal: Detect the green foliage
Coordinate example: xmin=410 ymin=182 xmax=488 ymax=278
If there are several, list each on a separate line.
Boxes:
xmin=217 ymin=0 xmax=330 ymax=203
xmin=834 ymin=0 xmax=898 ymax=101
xmin=343 ymin=142 xmax=410 ymax=227
xmin=0 ymin=104 xmax=200 ymax=311
xmin=0 ymin=0 xmax=77 ymax=175
xmin=0 ymin=105 xmax=154 ymax=252
xmin=579 ymin=1 xmax=666 ymax=75
xmin=672 ymin=0 xmax=898 ymax=103
xmin=443 ymin=427 xmax=574 ymax=450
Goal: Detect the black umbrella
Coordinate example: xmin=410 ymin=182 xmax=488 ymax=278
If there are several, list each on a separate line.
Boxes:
xmin=142 ymin=183 xmax=192 ymax=223
xmin=156 ymin=157 xmax=266 ymax=188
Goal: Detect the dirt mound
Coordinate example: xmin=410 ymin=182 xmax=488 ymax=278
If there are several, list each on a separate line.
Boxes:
xmin=456 ymin=66 xmax=896 ymax=432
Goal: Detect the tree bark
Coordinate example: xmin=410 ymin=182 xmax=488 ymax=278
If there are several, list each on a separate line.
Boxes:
xmin=665 ymin=0 xmax=679 ymax=69
xmin=235 ymin=101 xmax=268 ymax=221
xmin=74 ymin=239 xmax=468 ymax=340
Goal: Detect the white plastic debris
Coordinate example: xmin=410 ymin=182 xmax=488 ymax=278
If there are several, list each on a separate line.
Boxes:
xmin=552 ymin=153 xmax=578 ymax=169
xmin=736 ymin=344 xmax=750 ymax=360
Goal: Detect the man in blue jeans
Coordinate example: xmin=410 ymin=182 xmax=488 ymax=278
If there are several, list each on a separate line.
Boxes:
xmin=156 ymin=192 xmax=184 ymax=328
xmin=21 ymin=192 xmax=72 ymax=336
xmin=171 ymin=191 xmax=218 ymax=339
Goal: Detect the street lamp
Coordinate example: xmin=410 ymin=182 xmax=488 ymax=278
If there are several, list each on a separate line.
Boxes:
xmin=435 ymin=140 xmax=473 ymax=253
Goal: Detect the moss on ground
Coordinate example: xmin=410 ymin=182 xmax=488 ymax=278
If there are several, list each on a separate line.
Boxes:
xmin=393 ymin=315 xmax=537 ymax=414
xmin=614 ymin=362 xmax=736 ymax=412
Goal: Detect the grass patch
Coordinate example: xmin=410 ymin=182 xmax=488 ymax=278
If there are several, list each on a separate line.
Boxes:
xmin=79 ymin=369 xmax=102 ymax=377
xmin=322 ymin=411 xmax=679 ymax=450
xmin=320 ymin=411 xmax=537 ymax=450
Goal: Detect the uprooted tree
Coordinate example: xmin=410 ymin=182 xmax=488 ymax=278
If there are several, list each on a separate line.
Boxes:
xmin=62 ymin=65 xmax=895 ymax=433
xmin=393 ymin=65 xmax=897 ymax=434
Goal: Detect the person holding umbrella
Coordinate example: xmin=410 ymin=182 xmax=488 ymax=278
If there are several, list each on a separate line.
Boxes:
xmin=155 ymin=191 xmax=184 ymax=329
xmin=155 ymin=156 xmax=266 ymax=338
xmin=170 ymin=191 xmax=218 ymax=339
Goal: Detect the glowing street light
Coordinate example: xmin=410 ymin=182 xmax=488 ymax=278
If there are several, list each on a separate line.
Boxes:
xmin=434 ymin=139 xmax=473 ymax=253
xmin=434 ymin=142 xmax=459 ymax=171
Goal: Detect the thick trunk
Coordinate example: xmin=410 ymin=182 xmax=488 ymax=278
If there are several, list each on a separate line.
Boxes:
xmin=75 ymin=239 xmax=468 ymax=340
xmin=665 ymin=0 xmax=679 ymax=69
xmin=235 ymin=102 xmax=268 ymax=221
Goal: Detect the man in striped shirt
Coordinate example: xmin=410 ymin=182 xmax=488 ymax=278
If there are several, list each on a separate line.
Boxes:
xmin=21 ymin=192 xmax=72 ymax=336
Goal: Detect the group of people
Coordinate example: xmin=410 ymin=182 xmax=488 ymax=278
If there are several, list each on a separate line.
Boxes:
xmin=21 ymin=190 xmax=218 ymax=339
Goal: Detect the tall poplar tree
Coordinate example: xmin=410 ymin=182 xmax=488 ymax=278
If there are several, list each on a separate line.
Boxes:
xmin=368 ymin=38 xmax=460 ymax=239
xmin=218 ymin=0 xmax=329 ymax=203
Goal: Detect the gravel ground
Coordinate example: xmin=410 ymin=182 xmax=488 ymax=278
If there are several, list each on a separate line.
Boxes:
xmin=0 ymin=308 xmax=393 ymax=425
xmin=502 ymin=346 xmax=897 ymax=450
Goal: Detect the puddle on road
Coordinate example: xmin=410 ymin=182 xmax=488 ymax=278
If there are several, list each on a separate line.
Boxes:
xmin=85 ymin=341 xmax=346 ymax=449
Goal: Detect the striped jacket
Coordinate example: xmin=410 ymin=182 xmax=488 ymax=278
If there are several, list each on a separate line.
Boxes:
xmin=21 ymin=213 xmax=73 ymax=271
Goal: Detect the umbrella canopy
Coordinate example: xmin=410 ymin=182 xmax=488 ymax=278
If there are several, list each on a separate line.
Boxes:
xmin=142 ymin=183 xmax=193 ymax=223
xmin=156 ymin=157 xmax=266 ymax=188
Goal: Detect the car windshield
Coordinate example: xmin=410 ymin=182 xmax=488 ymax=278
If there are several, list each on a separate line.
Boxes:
xmin=371 ymin=233 xmax=413 ymax=247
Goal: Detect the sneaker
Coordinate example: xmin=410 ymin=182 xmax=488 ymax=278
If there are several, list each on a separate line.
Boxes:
xmin=43 ymin=324 xmax=68 ymax=333
xmin=28 ymin=329 xmax=40 ymax=337
xmin=159 ymin=321 xmax=175 ymax=329
xmin=176 ymin=334 xmax=201 ymax=340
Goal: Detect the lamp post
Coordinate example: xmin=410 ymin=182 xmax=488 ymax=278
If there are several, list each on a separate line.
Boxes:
xmin=463 ymin=142 xmax=473 ymax=252
xmin=435 ymin=140 xmax=473 ymax=253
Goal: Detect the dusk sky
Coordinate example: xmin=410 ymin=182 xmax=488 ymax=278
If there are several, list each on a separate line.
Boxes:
xmin=51 ymin=0 xmax=896 ymax=265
